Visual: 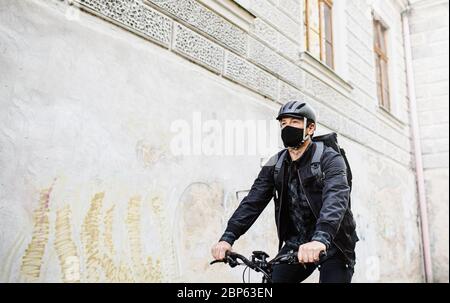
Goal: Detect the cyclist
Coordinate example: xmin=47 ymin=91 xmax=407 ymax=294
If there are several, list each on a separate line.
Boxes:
xmin=211 ymin=101 xmax=359 ymax=283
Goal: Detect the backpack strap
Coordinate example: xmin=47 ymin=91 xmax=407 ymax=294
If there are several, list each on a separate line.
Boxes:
xmin=273 ymin=149 xmax=287 ymax=200
xmin=311 ymin=141 xmax=325 ymax=183
xmin=339 ymin=148 xmax=353 ymax=190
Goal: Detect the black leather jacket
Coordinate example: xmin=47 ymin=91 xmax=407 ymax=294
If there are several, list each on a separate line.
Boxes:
xmin=220 ymin=141 xmax=359 ymax=266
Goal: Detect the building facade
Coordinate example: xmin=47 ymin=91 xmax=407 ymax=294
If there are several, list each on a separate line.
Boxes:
xmin=0 ymin=0 xmax=448 ymax=282
xmin=408 ymin=0 xmax=449 ymax=283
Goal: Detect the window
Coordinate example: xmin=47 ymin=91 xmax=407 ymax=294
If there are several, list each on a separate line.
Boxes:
xmin=373 ymin=18 xmax=390 ymax=111
xmin=304 ymin=0 xmax=334 ymax=68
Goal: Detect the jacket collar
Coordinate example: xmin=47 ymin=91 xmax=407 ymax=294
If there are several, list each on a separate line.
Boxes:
xmin=286 ymin=141 xmax=316 ymax=168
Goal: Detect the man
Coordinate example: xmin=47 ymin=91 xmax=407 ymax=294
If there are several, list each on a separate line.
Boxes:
xmin=211 ymin=101 xmax=358 ymax=283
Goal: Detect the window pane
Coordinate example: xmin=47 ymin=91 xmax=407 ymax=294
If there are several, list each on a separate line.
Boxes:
xmin=377 ymin=83 xmax=383 ymax=105
xmin=383 ymin=88 xmax=390 ymax=109
xmin=379 ymin=26 xmax=387 ymax=53
xmin=324 ymin=3 xmax=332 ymax=43
xmin=309 ymin=31 xmax=321 ymax=58
xmin=381 ymin=60 xmax=389 ymax=86
xmin=305 ymin=0 xmax=333 ymax=68
xmin=322 ymin=2 xmax=333 ymax=67
xmin=304 ymin=0 xmax=308 ymax=49
xmin=304 ymin=24 xmax=308 ymax=50
xmin=373 ymin=17 xmax=390 ymax=109
xmin=304 ymin=0 xmax=308 ymax=25
xmin=375 ymin=55 xmax=383 ymax=104
xmin=320 ymin=1 xmax=325 ymax=61
xmin=309 ymin=0 xmax=319 ymax=30
xmin=381 ymin=59 xmax=390 ymax=105
xmin=375 ymin=55 xmax=381 ymax=78
xmin=373 ymin=20 xmax=380 ymax=49
xmin=326 ymin=41 xmax=333 ymax=67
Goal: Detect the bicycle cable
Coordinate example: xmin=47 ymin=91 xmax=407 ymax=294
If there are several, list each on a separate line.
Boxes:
xmin=242 ymin=265 xmax=248 ymax=283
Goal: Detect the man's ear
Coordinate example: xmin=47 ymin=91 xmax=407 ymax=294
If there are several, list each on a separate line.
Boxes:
xmin=308 ymin=123 xmax=316 ymax=135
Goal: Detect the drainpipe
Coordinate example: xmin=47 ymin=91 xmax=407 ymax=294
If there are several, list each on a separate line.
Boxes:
xmin=401 ymin=3 xmax=433 ymax=283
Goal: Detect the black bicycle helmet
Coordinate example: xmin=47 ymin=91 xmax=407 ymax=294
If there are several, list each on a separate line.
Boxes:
xmin=276 ymin=101 xmax=317 ymax=122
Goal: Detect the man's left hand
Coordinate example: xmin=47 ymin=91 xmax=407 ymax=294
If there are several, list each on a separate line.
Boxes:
xmin=298 ymin=241 xmax=326 ymax=263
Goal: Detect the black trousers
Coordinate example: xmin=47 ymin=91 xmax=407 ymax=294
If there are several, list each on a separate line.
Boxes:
xmin=271 ymin=244 xmax=354 ymax=283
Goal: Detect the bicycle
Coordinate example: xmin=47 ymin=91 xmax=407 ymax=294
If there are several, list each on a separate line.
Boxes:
xmin=210 ymin=249 xmax=326 ymax=283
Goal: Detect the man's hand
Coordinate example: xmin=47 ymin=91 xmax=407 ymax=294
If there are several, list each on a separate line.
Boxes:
xmin=298 ymin=241 xmax=326 ymax=263
xmin=211 ymin=241 xmax=232 ymax=261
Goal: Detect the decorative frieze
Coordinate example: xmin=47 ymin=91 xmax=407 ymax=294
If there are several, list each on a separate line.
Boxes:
xmin=224 ymin=52 xmax=278 ymax=100
xmin=146 ymin=0 xmax=247 ymax=55
xmin=173 ymin=23 xmax=224 ymax=74
xmin=76 ymin=0 xmax=172 ymax=47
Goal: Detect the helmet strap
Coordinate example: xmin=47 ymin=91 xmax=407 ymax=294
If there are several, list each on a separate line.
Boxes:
xmin=303 ymin=117 xmax=310 ymax=141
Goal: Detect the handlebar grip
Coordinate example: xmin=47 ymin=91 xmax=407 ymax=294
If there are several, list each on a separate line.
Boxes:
xmin=312 ymin=250 xmax=327 ymax=266
xmin=225 ymin=250 xmax=235 ymax=257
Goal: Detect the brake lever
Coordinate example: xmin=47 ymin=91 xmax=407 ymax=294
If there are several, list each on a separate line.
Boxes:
xmin=209 ymin=253 xmax=240 ymax=268
xmin=209 ymin=260 xmax=223 ymax=265
xmin=227 ymin=256 xmax=239 ymax=268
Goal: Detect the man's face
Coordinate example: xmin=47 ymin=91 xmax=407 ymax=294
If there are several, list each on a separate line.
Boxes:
xmin=279 ymin=117 xmax=315 ymax=136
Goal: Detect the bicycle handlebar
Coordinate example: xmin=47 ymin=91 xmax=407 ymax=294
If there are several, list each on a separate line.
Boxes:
xmin=209 ymin=251 xmax=254 ymax=268
xmin=210 ymin=250 xmax=327 ymax=283
xmin=210 ymin=250 xmax=327 ymax=268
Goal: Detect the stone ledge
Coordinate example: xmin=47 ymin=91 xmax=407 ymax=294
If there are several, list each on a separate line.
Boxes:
xmin=299 ymin=51 xmax=354 ymax=97
xmin=378 ymin=105 xmax=408 ymax=128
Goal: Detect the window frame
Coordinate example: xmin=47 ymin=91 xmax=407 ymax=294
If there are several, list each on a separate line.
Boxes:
xmin=304 ymin=0 xmax=335 ymax=68
xmin=373 ymin=18 xmax=391 ymax=111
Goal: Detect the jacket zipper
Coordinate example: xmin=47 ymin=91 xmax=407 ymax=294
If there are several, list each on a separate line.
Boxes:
xmin=297 ymin=169 xmax=318 ymax=220
xmin=276 ymin=160 xmax=286 ymax=246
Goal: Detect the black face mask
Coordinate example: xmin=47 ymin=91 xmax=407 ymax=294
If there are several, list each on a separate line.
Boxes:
xmin=281 ymin=125 xmax=308 ymax=148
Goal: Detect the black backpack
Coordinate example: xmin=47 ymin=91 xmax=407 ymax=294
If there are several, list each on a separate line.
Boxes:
xmin=273 ymin=132 xmax=353 ymax=206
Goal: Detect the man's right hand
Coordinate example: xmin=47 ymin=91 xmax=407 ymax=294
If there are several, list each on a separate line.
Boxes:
xmin=211 ymin=241 xmax=232 ymax=260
